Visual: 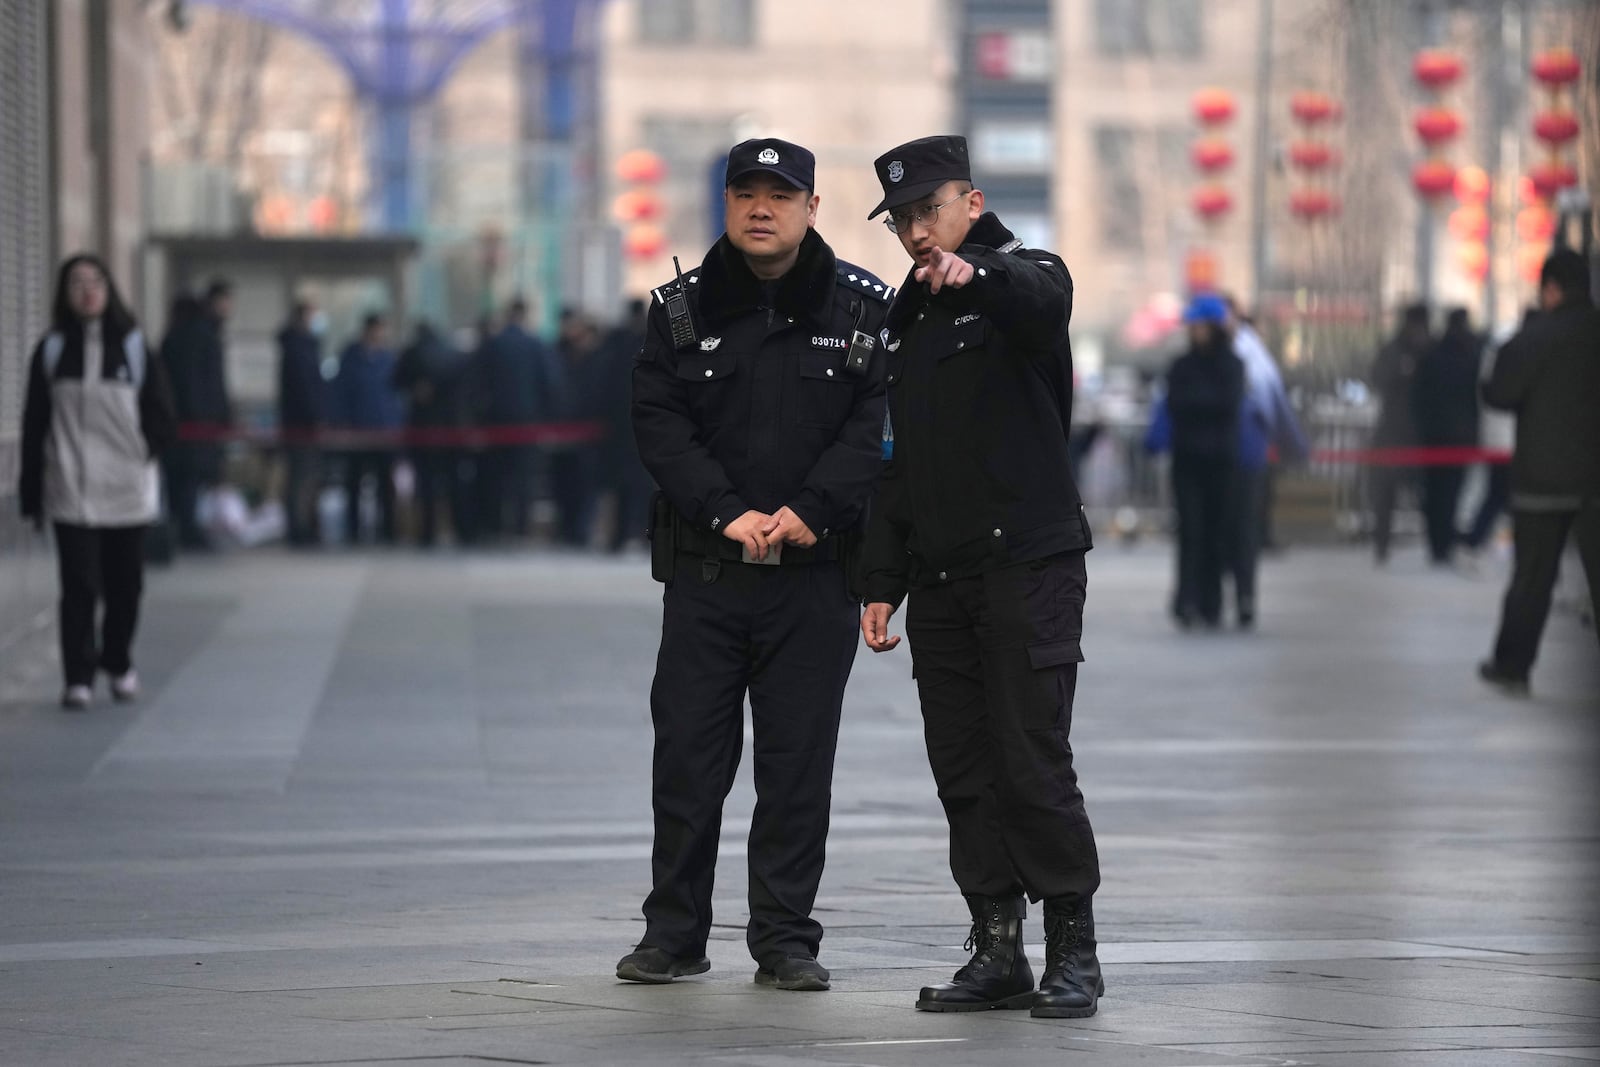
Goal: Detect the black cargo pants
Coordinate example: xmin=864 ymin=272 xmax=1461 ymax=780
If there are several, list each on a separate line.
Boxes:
xmin=643 ymin=552 xmax=859 ymax=966
xmin=905 ymin=549 xmax=1100 ymax=904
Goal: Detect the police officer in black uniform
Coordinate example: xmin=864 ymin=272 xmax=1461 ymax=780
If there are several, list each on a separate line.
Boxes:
xmin=619 ymin=138 xmax=892 ymax=992
xmin=859 ymin=135 xmax=1103 ymax=1018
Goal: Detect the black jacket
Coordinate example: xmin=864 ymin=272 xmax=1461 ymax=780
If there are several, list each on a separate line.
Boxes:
xmin=163 ymin=314 xmax=232 ymax=425
xmin=632 ymin=228 xmax=890 ymax=540
xmin=1413 ymin=327 xmax=1481 ymax=447
xmin=1483 ymin=298 xmax=1600 ymax=507
xmin=1166 ymin=334 xmax=1245 ymax=462
xmin=861 ymin=212 xmax=1089 ymax=608
xmin=276 ymin=323 xmax=324 ymax=430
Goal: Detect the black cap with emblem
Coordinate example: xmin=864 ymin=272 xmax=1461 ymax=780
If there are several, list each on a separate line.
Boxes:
xmin=725 ymin=138 xmax=816 ymax=192
xmin=868 ymin=135 xmax=972 ymax=219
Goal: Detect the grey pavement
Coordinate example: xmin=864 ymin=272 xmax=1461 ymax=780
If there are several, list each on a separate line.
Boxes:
xmin=1 ymin=543 xmax=1597 ymax=1067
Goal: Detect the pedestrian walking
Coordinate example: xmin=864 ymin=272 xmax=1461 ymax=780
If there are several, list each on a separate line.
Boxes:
xmin=1369 ymin=304 xmax=1430 ymax=564
xmin=19 ymin=254 xmax=177 ymax=709
xmin=857 ymin=135 xmax=1102 ymax=1018
xmin=550 ymin=310 xmax=604 ymax=547
xmin=596 ymin=299 xmax=653 ymax=552
xmin=1478 ymin=249 xmax=1600 ymax=694
xmin=473 ymin=299 xmax=558 ymax=540
xmin=1165 ymin=295 xmax=1245 ymax=629
xmin=620 ymin=138 xmax=890 ymax=992
xmin=1413 ymin=308 xmax=1482 ymax=566
xmin=330 ymin=314 xmax=402 ymax=545
xmin=276 ymin=300 xmax=325 ymax=547
xmin=161 ymin=279 xmax=234 ymax=549
xmin=393 ymin=320 xmax=469 ymax=547
xmin=1227 ymin=300 xmax=1307 ymax=627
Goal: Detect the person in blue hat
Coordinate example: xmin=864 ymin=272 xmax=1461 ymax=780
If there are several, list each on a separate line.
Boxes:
xmin=1164 ymin=293 xmax=1245 ymax=628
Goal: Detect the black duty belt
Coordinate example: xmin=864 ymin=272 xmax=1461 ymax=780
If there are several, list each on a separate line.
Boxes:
xmin=675 ymin=518 xmax=841 ymax=566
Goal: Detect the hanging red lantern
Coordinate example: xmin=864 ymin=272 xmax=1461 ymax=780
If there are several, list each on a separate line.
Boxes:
xmin=1531 ymin=48 xmax=1581 ymax=88
xmin=623 ymin=223 xmax=667 ymax=261
xmin=1518 ymin=244 xmax=1548 ymax=283
xmin=1456 ymin=242 xmax=1489 ymax=282
xmin=1532 ymin=110 xmax=1580 ymax=147
xmin=1414 ymin=107 xmax=1463 ymax=145
xmin=1290 ymin=189 xmax=1339 ymax=220
xmin=1448 ymin=204 xmax=1490 ymax=241
xmin=1413 ymin=49 xmax=1465 ymax=89
xmin=611 ymin=188 xmax=663 ymax=222
xmin=1290 ymin=91 xmax=1339 ymax=126
xmin=615 ymin=148 xmax=667 ymax=184
xmin=1517 ymin=205 xmax=1556 ymax=243
xmin=1528 ymin=161 xmax=1578 ymax=198
xmin=1412 ymin=160 xmax=1457 ymax=199
xmin=1453 ymin=165 xmax=1491 ymax=204
xmin=1185 ymin=249 xmax=1220 ymax=291
xmin=1192 ymin=185 xmax=1234 ymax=220
xmin=1192 ymin=88 xmax=1237 ymax=126
xmin=1191 ymin=138 xmax=1235 ymax=173
xmin=1288 ymin=141 xmax=1336 ymax=171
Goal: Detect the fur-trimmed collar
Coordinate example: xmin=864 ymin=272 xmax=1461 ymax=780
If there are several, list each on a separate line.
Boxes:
xmin=696 ymin=228 xmax=837 ymax=325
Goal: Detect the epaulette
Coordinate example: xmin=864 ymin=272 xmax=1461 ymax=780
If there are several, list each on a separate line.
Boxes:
xmin=835 ymin=260 xmax=895 ymax=304
xmin=650 ymin=270 xmax=701 ymax=305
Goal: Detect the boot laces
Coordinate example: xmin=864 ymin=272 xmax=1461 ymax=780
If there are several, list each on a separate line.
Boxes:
xmin=1044 ymin=912 xmax=1084 ymax=972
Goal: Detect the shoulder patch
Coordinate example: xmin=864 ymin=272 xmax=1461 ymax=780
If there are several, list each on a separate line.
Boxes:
xmin=650 ymin=271 xmax=701 ymax=306
xmin=834 ymin=260 xmax=895 ymax=304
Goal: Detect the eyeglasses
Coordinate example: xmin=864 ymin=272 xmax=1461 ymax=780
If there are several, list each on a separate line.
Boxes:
xmin=883 ymin=190 xmax=971 ymax=234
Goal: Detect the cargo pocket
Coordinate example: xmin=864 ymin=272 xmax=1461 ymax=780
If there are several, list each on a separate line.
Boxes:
xmin=798 ymin=351 xmax=851 ymax=429
xmin=1025 ymin=639 xmax=1083 ymax=733
xmin=675 ymin=355 xmax=736 ymax=426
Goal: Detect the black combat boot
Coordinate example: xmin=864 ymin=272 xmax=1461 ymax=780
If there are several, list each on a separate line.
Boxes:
xmin=916 ymin=895 xmax=1035 ymax=1012
xmin=1031 ymin=897 xmax=1105 ymax=1018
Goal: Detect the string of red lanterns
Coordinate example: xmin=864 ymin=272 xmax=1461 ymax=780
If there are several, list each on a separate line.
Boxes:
xmin=1522 ymin=46 xmax=1583 ymax=281
xmin=1187 ymin=87 xmax=1237 ymax=292
xmin=1288 ymin=89 xmax=1342 ymax=224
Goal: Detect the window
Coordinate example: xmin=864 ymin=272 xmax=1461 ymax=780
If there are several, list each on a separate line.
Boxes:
xmin=639 ymin=0 xmax=754 ymax=46
xmin=1093 ymin=126 xmax=1142 ymax=246
xmin=1093 ymin=0 xmax=1203 ymax=58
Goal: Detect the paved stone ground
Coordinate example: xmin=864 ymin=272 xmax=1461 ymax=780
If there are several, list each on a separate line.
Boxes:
xmin=1 ymin=544 xmax=1597 ymax=1067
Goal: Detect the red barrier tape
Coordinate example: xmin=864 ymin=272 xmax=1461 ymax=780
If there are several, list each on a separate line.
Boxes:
xmin=1308 ymin=446 xmax=1510 ymax=467
xmin=176 ymin=421 xmax=607 ymax=449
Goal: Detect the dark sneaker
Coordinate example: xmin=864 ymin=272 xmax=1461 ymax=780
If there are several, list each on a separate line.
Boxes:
xmin=615 ymin=945 xmax=710 ymax=984
xmin=755 ymin=955 xmax=830 ymax=991
xmin=1478 ymin=660 xmax=1530 ymax=697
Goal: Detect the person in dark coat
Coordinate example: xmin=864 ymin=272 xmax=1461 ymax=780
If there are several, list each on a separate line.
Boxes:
xmin=276 ymin=300 xmax=324 ymax=546
xmin=393 ymin=320 xmax=469 ymax=547
xmin=1369 ymin=304 xmax=1430 ymax=563
xmin=1165 ymin=294 xmax=1245 ymax=629
xmin=19 ymin=254 xmax=177 ymax=708
xmin=1478 ymin=249 xmax=1600 ymax=694
xmin=621 ymin=138 xmax=889 ymax=994
xmin=597 ymin=299 xmax=652 ymax=552
xmin=550 ymin=309 xmax=606 ymax=547
xmin=329 ymin=314 xmax=402 ymax=545
xmin=1412 ymin=307 xmax=1482 ymax=565
xmin=858 ymin=135 xmax=1101 ymax=1019
xmin=161 ymin=279 xmax=234 ymax=548
xmin=472 ymin=299 xmax=560 ymax=539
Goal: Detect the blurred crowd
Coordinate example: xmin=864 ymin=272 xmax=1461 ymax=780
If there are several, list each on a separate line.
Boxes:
xmin=157 ymin=284 xmax=651 ymax=554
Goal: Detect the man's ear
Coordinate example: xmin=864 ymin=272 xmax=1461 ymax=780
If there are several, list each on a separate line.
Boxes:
xmin=808 ymin=193 xmax=820 ymax=228
xmin=968 ymin=187 xmax=985 ymax=219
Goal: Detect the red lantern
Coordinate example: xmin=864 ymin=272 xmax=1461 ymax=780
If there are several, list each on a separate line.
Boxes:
xmin=1517 ymin=205 xmax=1556 ymax=243
xmin=1533 ymin=110 xmax=1580 ymax=147
xmin=623 ymin=224 xmax=666 ymax=261
xmin=1192 ymin=88 xmax=1237 ymax=126
xmin=1290 ymin=189 xmax=1339 ymax=220
xmin=1518 ymin=244 xmax=1548 ymax=283
xmin=1528 ymin=161 xmax=1578 ymax=198
xmin=1414 ymin=107 xmax=1463 ymax=145
xmin=1288 ymin=141 xmax=1336 ymax=172
xmin=615 ymin=148 xmax=666 ymax=184
xmin=1192 ymin=185 xmax=1234 ymax=220
xmin=1290 ymin=91 xmax=1339 ymax=126
xmin=1531 ymin=48 xmax=1581 ymax=88
xmin=1456 ymin=242 xmax=1489 ymax=282
xmin=1454 ymin=165 xmax=1491 ymax=204
xmin=1185 ymin=249 xmax=1220 ymax=291
xmin=1191 ymin=138 xmax=1235 ymax=173
xmin=1448 ymin=204 xmax=1489 ymax=241
xmin=1413 ymin=49 xmax=1465 ymax=89
xmin=611 ymin=188 xmax=663 ymax=222
xmin=1413 ymin=160 xmax=1457 ymax=199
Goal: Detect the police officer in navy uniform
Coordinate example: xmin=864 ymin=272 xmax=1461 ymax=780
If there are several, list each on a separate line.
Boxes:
xmin=620 ymin=138 xmax=891 ymax=992
xmin=859 ymin=135 xmax=1103 ymax=1018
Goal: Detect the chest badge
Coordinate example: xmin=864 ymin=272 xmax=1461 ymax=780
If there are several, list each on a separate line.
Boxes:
xmin=699 ymin=336 xmax=722 ymax=352
xmin=886 ymin=337 xmax=902 ymax=352
xmin=757 ymin=148 xmax=780 ymax=165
